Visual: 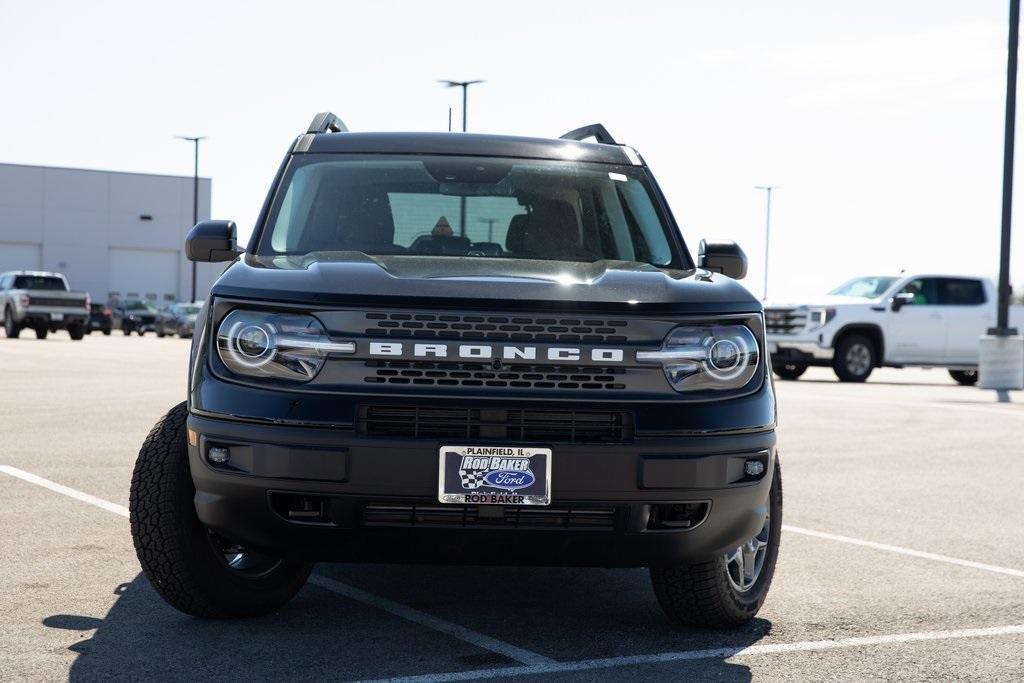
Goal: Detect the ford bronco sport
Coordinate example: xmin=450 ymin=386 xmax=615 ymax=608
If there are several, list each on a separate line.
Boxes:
xmin=129 ymin=114 xmax=781 ymax=627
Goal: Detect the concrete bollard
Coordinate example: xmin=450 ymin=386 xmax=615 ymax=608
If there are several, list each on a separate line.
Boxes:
xmin=978 ymin=334 xmax=1024 ymax=390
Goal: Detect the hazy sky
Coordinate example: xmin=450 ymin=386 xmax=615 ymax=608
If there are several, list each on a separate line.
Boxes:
xmin=2 ymin=0 xmax=1020 ymax=300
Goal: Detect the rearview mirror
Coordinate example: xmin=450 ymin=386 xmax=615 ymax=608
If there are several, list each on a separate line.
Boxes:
xmin=891 ymin=292 xmax=915 ymax=312
xmin=697 ymin=239 xmax=747 ymax=280
xmin=186 ymin=220 xmax=241 ymax=262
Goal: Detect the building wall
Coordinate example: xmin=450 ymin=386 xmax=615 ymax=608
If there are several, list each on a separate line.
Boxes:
xmin=0 ymin=163 xmax=222 ymax=304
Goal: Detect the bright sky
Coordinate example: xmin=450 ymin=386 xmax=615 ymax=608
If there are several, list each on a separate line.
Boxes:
xmin=2 ymin=0 xmax=1021 ymax=301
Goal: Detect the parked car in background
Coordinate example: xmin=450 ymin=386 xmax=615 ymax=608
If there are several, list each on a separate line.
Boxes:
xmin=1 ymin=271 xmax=89 ymax=340
xmin=766 ymin=274 xmax=1024 ymax=384
xmin=111 ymin=300 xmax=158 ymax=336
xmin=155 ymin=302 xmax=202 ymax=338
xmin=87 ymin=303 xmax=113 ymax=335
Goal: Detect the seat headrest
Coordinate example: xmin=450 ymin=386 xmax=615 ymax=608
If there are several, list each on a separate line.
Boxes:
xmin=505 ymin=214 xmax=530 ymax=253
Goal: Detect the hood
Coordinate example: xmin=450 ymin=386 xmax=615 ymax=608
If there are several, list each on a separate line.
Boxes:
xmin=211 ymin=252 xmax=760 ymax=314
xmin=765 ymin=294 xmax=876 ymax=309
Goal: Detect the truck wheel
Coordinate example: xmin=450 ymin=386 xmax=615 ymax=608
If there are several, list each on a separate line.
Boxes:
xmin=130 ymin=402 xmax=313 ymax=617
xmin=949 ymin=369 xmax=978 ymax=386
xmin=157 ymin=328 xmax=166 ymax=338
xmin=68 ymin=324 xmax=85 ymax=340
xmin=102 ymin=329 xmax=112 ymax=336
xmin=137 ymin=329 xmax=145 ymax=337
xmin=832 ymin=334 xmax=875 ymax=382
xmin=122 ymin=327 xmax=131 ymax=336
xmin=650 ymin=459 xmax=782 ymax=629
xmin=3 ymin=308 xmax=20 ymax=338
xmin=772 ymin=363 xmax=807 ymax=380
xmin=35 ymin=327 xmax=48 ymax=340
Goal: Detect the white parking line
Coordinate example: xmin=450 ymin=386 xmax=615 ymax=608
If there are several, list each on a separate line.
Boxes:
xmin=0 ymin=464 xmax=552 ymax=667
xmin=309 ymin=575 xmax=552 ymax=665
xmin=0 ymin=465 xmax=130 ymax=517
xmin=782 ymin=524 xmax=1024 ymax=578
xmin=364 ymin=624 xmax=1024 ymax=682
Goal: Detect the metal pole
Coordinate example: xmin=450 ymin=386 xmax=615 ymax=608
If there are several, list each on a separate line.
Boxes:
xmin=755 ymin=186 xmax=774 ymax=301
xmin=191 ymin=140 xmax=199 ymax=303
xmin=461 ymin=84 xmax=468 ymax=132
xmin=993 ymin=0 xmax=1020 ymax=335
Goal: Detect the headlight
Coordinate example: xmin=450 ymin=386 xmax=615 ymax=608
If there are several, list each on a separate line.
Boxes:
xmin=807 ymin=307 xmax=836 ymax=330
xmin=637 ymin=324 xmax=760 ymax=392
xmin=216 ymin=310 xmax=354 ymax=382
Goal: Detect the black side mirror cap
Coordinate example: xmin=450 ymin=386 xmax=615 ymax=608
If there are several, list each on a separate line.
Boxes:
xmin=891 ymin=292 xmax=915 ymax=312
xmin=697 ymin=239 xmax=747 ymax=280
xmin=186 ymin=220 xmax=241 ymax=262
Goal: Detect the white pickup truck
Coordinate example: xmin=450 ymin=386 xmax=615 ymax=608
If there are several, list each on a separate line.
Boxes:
xmin=766 ymin=274 xmax=1023 ymax=384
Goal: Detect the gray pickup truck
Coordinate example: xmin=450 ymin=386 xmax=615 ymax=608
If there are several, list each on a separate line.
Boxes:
xmin=1 ymin=271 xmax=90 ymax=340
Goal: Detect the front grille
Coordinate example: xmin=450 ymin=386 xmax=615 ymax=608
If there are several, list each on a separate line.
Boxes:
xmin=358 ymin=405 xmax=633 ymax=442
xmin=362 ymin=502 xmax=618 ymax=530
xmin=364 ymin=312 xmax=629 ymax=343
xmin=363 ymin=361 xmax=627 ymax=390
xmin=764 ymin=307 xmax=806 ymax=335
xmin=28 ymin=296 xmax=87 ymax=308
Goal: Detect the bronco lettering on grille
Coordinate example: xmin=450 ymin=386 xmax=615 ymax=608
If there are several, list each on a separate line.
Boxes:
xmin=367 ymin=341 xmax=625 ymax=363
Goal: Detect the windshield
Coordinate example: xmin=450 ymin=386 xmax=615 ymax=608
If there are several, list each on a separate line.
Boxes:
xmin=257 ymin=155 xmax=681 ymax=267
xmin=829 ymin=276 xmax=898 ymax=299
xmin=13 ymin=275 xmax=65 ymax=291
xmin=176 ymin=304 xmax=200 ymax=315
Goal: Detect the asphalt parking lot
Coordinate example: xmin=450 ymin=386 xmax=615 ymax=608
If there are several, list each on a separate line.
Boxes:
xmin=2 ymin=333 xmax=1023 ymax=681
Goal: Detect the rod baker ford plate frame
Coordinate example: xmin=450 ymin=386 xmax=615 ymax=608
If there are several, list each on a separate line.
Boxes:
xmin=438 ymin=445 xmax=552 ymax=506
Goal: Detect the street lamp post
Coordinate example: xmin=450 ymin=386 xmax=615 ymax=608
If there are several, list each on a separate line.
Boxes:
xmin=439 ymin=79 xmax=484 ymax=237
xmin=755 ymin=186 xmax=775 ymax=301
xmin=176 ymin=135 xmax=206 ymax=303
xmin=980 ymin=0 xmax=1024 ymax=391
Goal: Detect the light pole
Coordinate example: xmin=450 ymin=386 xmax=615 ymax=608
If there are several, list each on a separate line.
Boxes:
xmin=980 ymin=0 xmax=1024 ymax=391
xmin=176 ymin=135 xmax=206 ymax=302
xmin=755 ymin=185 xmax=775 ymax=301
xmin=479 ymin=218 xmax=498 ymax=242
xmin=439 ymin=80 xmax=485 ymax=237
xmin=438 ymin=79 xmax=484 ymax=132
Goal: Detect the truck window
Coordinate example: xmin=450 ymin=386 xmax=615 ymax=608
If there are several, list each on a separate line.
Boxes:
xmin=938 ymin=278 xmax=986 ymax=306
xmin=898 ymin=278 xmax=940 ymax=305
xmin=260 ymin=155 xmax=681 ymax=268
xmin=12 ymin=275 xmax=66 ymax=291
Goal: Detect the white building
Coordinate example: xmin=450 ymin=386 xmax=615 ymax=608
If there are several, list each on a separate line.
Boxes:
xmin=0 ymin=162 xmax=223 ymax=304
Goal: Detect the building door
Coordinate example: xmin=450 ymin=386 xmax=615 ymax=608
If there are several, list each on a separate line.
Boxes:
xmin=108 ymin=248 xmax=179 ymax=303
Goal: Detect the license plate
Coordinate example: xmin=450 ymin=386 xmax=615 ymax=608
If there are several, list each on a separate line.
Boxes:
xmin=438 ymin=446 xmax=551 ymax=506
xmin=51 ymin=313 xmax=64 ymax=321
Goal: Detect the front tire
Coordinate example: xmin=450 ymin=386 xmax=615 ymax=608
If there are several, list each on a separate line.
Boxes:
xmin=832 ymin=334 xmax=875 ymax=382
xmin=129 ymin=402 xmax=313 ymax=618
xmin=949 ymin=369 xmax=979 ymax=386
xmin=68 ymin=324 xmax=85 ymax=340
xmin=650 ymin=459 xmax=783 ymax=628
xmin=772 ymin=363 xmax=807 ymax=380
xmin=3 ymin=308 xmax=20 ymax=338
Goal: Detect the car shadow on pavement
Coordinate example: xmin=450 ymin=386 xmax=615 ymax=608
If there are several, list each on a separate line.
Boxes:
xmin=48 ymin=566 xmax=769 ymax=681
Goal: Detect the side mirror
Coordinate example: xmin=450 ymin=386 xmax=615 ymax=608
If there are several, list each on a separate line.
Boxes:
xmin=186 ymin=220 xmax=241 ymax=262
xmin=891 ymin=292 xmax=915 ymax=312
xmin=698 ymin=239 xmax=747 ymax=280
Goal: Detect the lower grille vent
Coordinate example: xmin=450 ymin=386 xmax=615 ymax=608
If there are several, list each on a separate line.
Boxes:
xmin=358 ymin=405 xmax=632 ymax=442
xmin=362 ymin=503 xmax=617 ymax=530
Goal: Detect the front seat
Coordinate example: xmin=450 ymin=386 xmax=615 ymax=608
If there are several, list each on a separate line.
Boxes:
xmin=517 ymin=200 xmax=582 ymax=260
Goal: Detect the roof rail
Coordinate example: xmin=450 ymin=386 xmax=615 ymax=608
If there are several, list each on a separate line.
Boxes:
xmin=559 ymin=123 xmax=617 ymax=145
xmin=307 ymin=112 xmax=349 ymax=134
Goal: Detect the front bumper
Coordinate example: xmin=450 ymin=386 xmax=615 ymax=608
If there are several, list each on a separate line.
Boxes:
xmin=186 ymin=411 xmax=777 ymax=567
xmin=769 ymin=335 xmax=834 ymax=364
